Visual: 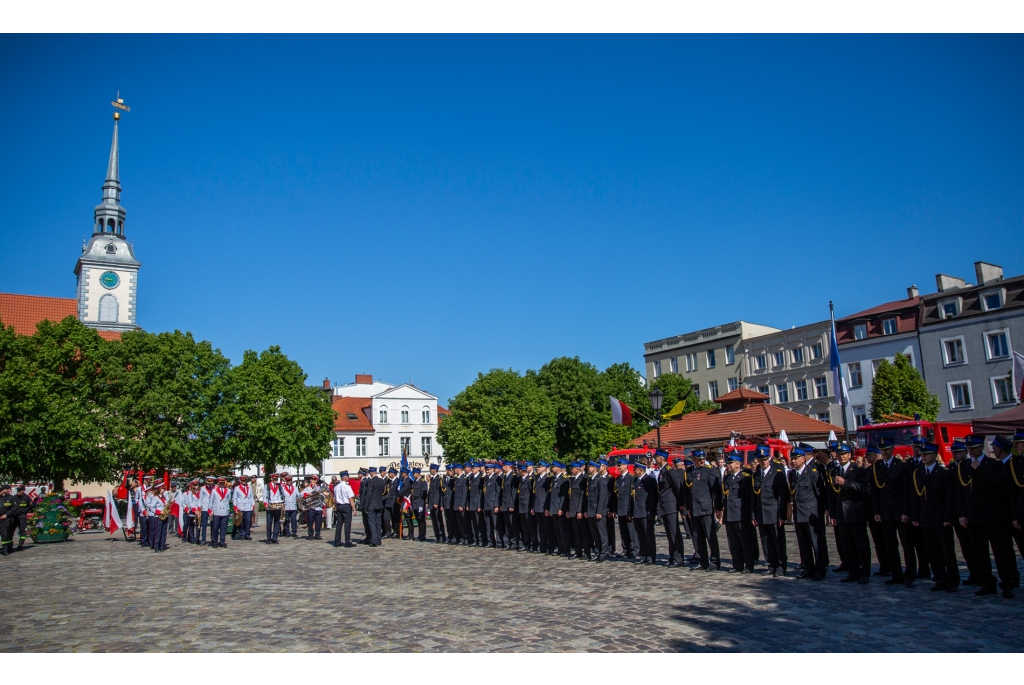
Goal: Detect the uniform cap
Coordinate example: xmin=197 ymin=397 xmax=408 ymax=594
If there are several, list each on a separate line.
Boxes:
xmin=790 ymin=448 xmax=805 ymax=456
xmin=618 ymin=457 xmax=630 ymax=465
xmin=691 ymin=449 xmax=705 ymax=458
xmin=598 ymin=459 xmax=608 ymax=466
xmin=539 ymin=461 xmax=550 ymax=467
xmin=992 ymin=435 xmax=1013 ymax=451
xmin=726 ymin=455 xmax=741 ymax=463
xmin=964 ymin=434 xmax=985 ymax=448
xmin=634 ymin=463 xmax=647 ymax=471
xmin=672 ymin=456 xmax=685 ymax=464
xmin=339 ymin=470 xmax=350 ymax=477
xmin=910 ymin=435 xmax=925 ymax=445
xmin=755 ymin=446 xmax=771 ymax=458
xmin=725 ymin=450 xmax=739 ymax=460
xmin=950 ymin=440 xmax=967 ymax=452
xmin=378 ymin=466 xmax=388 ymax=472
xmin=429 ymin=463 xmax=439 ymax=470
xmin=205 ymin=476 xmax=216 ymax=481
xmin=837 ymin=444 xmax=851 ymax=454
xmin=0 ymin=484 xmax=9 ymax=490
xmin=400 ymin=467 xmax=410 ymax=474
xmin=412 ymin=468 xmax=421 ymax=474
xmin=865 ymin=446 xmax=881 ymax=456
xmin=586 ymin=461 xmax=598 ymax=468
xmin=683 ymin=459 xmax=694 ymax=467
xmin=524 ymin=461 xmax=534 ymax=466
xmin=388 ymin=468 xmax=398 ymax=474
xmin=878 ymin=437 xmax=895 ymax=448
xmin=1013 ymin=430 xmax=1024 ymax=442
xmin=570 ymin=460 xmax=584 ymax=468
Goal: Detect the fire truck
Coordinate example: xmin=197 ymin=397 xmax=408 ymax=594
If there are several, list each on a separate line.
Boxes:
xmin=854 ymin=416 xmax=973 ymax=464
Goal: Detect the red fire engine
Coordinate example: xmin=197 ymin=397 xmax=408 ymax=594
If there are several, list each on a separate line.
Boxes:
xmin=854 ymin=416 xmax=972 ymax=464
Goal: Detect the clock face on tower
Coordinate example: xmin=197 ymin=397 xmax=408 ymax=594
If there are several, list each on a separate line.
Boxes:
xmin=100 ymin=271 xmax=120 ymax=289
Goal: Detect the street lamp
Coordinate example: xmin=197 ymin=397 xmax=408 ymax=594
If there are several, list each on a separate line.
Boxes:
xmin=648 ymin=389 xmax=665 ymax=451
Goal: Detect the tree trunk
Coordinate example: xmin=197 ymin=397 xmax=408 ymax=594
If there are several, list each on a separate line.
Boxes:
xmin=263 ymin=461 xmax=276 ymax=482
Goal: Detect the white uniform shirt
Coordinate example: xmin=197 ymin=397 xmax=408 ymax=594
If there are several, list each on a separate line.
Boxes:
xmin=208 ymin=486 xmax=232 ymax=516
xmin=232 ymin=484 xmax=255 ymax=512
xmin=183 ymin=490 xmax=202 ymax=512
xmin=144 ymin=494 xmax=166 ymax=516
xmin=333 ymin=481 xmax=355 ymax=505
xmin=281 ymin=483 xmax=299 ymax=511
xmin=199 ymin=485 xmax=214 ymax=511
xmin=263 ymin=482 xmax=285 ymax=505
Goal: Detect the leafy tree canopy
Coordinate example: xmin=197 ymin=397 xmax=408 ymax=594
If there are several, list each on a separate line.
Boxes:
xmin=870 ymin=353 xmax=940 ymax=422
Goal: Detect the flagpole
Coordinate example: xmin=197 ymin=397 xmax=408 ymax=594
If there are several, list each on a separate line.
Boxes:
xmin=830 ymin=300 xmax=851 ymax=445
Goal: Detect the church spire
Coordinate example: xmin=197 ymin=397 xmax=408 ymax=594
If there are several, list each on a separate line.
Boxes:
xmin=93 ymin=98 xmax=128 ymax=237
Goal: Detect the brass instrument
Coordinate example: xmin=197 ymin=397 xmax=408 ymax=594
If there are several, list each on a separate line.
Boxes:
xmin=233 ymin=510 xmax=243 ymax=527
xmin=158 ymin=509 xmax=170 ymax=521
xmin=297 ymin=491 xmax=326 ymax=513
xmin=266 ymin=502 xmax=285 ymax=511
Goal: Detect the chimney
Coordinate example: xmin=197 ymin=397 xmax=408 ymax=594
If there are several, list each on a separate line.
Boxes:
xmin=322 ymin=378 xmax=331 ymax=391
xmin=907 ymin=285 xmax=918 ymax=299
xmin=355 ymin=374 xmax=373 ymax=385
xmin=935 ymin=274 xmax=967 ymax=293
xmin=974 ymin=261 xmax=1003 ymax=286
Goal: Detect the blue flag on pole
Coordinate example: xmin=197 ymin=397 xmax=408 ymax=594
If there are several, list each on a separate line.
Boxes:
xmin=401 ymin=448 xmax=409 ymax=473
xmin=829 ymin=314 xmax=848 ymax=405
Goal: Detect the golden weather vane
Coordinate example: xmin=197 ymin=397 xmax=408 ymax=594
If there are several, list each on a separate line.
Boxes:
xmin=110 ymin=90 xmax=130 ymax=120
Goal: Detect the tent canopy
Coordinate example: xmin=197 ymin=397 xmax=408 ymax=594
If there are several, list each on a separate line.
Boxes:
xmin=972 ymin=403 xmax=1024 ymax=433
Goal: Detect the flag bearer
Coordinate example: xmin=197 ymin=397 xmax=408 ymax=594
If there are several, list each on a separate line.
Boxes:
xmin=208 ymin=476 xmax=232 ymax=548
xmin=136 ymin=477 xmax=151 ymax=547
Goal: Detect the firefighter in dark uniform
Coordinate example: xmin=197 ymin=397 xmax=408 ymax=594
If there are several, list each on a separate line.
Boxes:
xmin=722 ymin=453 xmax=756 ymax=573
xmin=0 ymin=484 xmax=17 ymax=556
xmin=686 ymin=449 xmax=723 ymax=571
xmin=871 ymin=439 xmax=918 ymax=587
xmin=863 ymin=445 xmax=891 ymax=577
xmin=12 ymin=485 xmax=34 ymax=551
xmin=380 ymin=467 xmax=394 ymax=538
xmin=452 ymin=463 xmax=470 ymax=545
xmin=993 ymin=432 xmax=1024 ymax=586
xmin=426 ymin=464 xmax=446 ymax=543
xmin=828 ymin=444 xmax=872 ymax=583
xmin=789 ymin=448 xmax=828 ymax=580
xmin=614 ymin=457 xmax=638 ymax=558
xmin=632 ymin=462 xmax=659 ymax=564
xmin=546 ymin=462 xmax=566 ymax=555
xmin=949 ymin=440 xmax=980 ymax=584
xmin=395 ymin=467 xmax=415 ymax=540
xmin=482 ymin=462 xmax=501 ymax=548
xmin=584 ymin=461 xmax=610 ymax=561
xmin=566 ymin=460 xmax=586 ymax=559
xmin=515 ymin=463 xmax=534 ymax=552
xmin=409 ymin=468 xmax=428 ymax=541
xmin=465 ymin=462 xmax=482 ymax=546
xmin=656 ymin=454 xmax=687 ymax=567
xmin=753 ymin=445 xmax=790 ymax=576
xmin=532 ymin=462 xmax=551 ymax=554
xmin=957 ymin=434 xmax=1016 ymax=598
xmin=909 ymin=441 xmax=960 ymax=592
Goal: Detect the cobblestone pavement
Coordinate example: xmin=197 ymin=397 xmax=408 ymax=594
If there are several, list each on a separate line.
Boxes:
xmin=1 ymin=520 xmax=1021 ymax=652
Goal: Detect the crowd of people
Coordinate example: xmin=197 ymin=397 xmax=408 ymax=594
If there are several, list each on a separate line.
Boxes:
xmin=119 ymin=430 xmax=1024 ymax=599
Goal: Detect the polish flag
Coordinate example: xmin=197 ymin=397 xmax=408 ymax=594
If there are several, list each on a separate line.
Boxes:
xmin=171 ymin=493 xmax=185 ymax=535
xmin=610 ymin=397 xmax=632 ymax=426
xmin=124 ymin=491 xmax=135 ymax=532
xmin=104 ymin=490 xmax=123 ymax=535
xmin=1013 ymin=351 xmax=1024 ymax=401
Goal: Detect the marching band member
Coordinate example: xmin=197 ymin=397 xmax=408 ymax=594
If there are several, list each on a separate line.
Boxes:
xmin=144 ymin=484 xmax=168 ymax=552
xmin=183 ymin=480 xmax=203 ymax=544
xmin=199 ymin=476 xmax=215 ymax=546
xmin=208 ymin=476 xmax=232 ymax=548
xmin=232 ymin=475 xmax=255 ymax=541
xmin=135 ymin=477 xmax=151 ymax=547
xmin=281 ymin=474 xmax=299 ymax=538
xmin=263 ymin=472 xmax=285 ymax=544
xmin=301 ymin=475 xmax=324 ymax=540
xmin=332 ymin=471 xmax=355 ymax=547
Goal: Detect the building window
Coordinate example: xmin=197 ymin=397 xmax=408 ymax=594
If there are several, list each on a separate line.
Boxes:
xmin=378 ymin=437 xmax=390 ymax=457
xmin=817 ymin=412 xmax=831 ymax=422
xmin=882 ymin=319 xmax=897 ymax=336
xmin=773 ymin=351 xmax=785 ymax=367
xmin=942 ymin=337 xmax=967 ymax=366
xmin=379 ymin=406 xmax=389 ymax=424
xmin=356 ymin=437 xmax=367 ymax=457
xmin=693 ymin=385 xmax=700 ymax=400
xmin=776 ymin=383 xmax=789 ymax=403
xmin=853 ymin=405 xmax=867 ymax=428
xmin=670 ymin=357 xmax=679 ymax=373
xmin=757 ymin=385 xmax=770 ymax=396
xmin=422 ymin=408 xmax=431 ymax=424
xmin=400 ymin=437 xmax=412 ymax=456
xmin=795 ymin=380 xmax=808 ymax=400
xmin=992 ymin=376 xmax=1014 ymax=406
xmin=815 ymin=377 xmax=828 ymax=398
xmin=709 ymin=380 xmax=719 ymax=401
xmin=985 ymin=330 xmax=1010 ymax=360
xmin=727 ymin=377 xmax=738 ymax=392
xmin=653 ymin=360 xmax=662 ymax=377
xmin=849 ymin=362 xmax=863 ymax=388
xmin=755 ymin=354 xmax=766 ymax=371
xmin=332 ymin=436 xmax=345 ymax=458
xmin=421 ymin=437 xmax=432 ymax=456
xmin=707 ymin=349 xmax=716 ymax=369
xmin=940 ymin=300 xmax=960 ymax=319
xmin=854 ymin=324 xmax=868 ymax=340
xmin=982 ymin=290 xmax=1003 ymax=311
xmin=401 ymin=407 xmax=410 ymax=424
xmin=685 ymin=353 xmax=698 ymax=372
xmin=812 ymin=343 xmax=823 ymax=360
xmin=726 ymin=345 xmax=735 ymax=365
xmin=948 ymin=381 xmax=973 ymax=411
xmin=792 ymin=347 xmax=804 ymax=363
xmin=98 ymin=294 xmax=119 ymax=322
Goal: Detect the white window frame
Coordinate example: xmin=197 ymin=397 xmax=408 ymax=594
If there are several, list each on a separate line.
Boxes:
xmin=332 ymin=436 xmax=345 ymax=458
xmin=812 ymin=343 xmax=823 ymax=360
xmin=707 ymin=349 xmax=716 ymax=369
xmin=980 ymin=288 xmax=1005 ymax=312
xmin=990 ymin=375 xmax=1015 ymax=407
xmin=939 ymin=298 xmax=961 ymax=320
xmin=882 ymin=318 xmax=897 ymax=336
xmin=708 ymin=380 xmax=719 ymax=401
xmin=400 ymin=406 xmax=410 ymax=424
xmin=755 ymin=354 xmax=766 ymax=371
xmin=817 ymin=412 xmax=831 ymax=422
xmin=400 ymin=436 xmax=412 ymax=456
xmin=792 ymin=347 xmax=804 ymax=363
xmin=379 ymin=406 xmax=389 ymax=424
xmin=355 ymin=437 xmax=367 ymax=457
xmin=815 ymin=377 xmax=829 ymax=398
xmin=947 ymin=381 xmax=973 ymax=411
xmin=853 ymin=405 xmax=867 ymax=428
xmin=670 ymin=357 xmax=679 ymax=373
xmin=653 ymin=360 xmax=662 ymax=377
xmin=757 ymin=385 xmax=770 ymax=397
xmin=983 ymin=328 xmax=1011 ymax=361
xmin=795 ymin=379 xmax=808 ymax=401
xmin=725 ymin=344 xmax=735 ymax=365
xmin=421 ymin=436 xmax=432 ymax=457
xmin=853 ymin=323 xmax=868 ymax=340
xmin=727 ymin=377 xmax=738 ymax=392
xmin=686 ymin=353 xmax=698 ymax=372
xmin=379 ymin=436 xmax=390 ymax=457
xmin=776 ymin=382 xmax=789 ymax=403
xmin=941 ymin=335 xmax=968 ymax=367
xmin=848 ymin=362 xmax=863 ymax=388
xmin=773 ymin=351 xmax=785 ymax=368
xmin=422 ymin=407 xmax=431 ymax=424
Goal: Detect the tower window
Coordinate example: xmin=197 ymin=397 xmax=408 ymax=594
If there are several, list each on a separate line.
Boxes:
xmin=105 ymin=243 xmax=116 ymax=254
xmin=107 ymin=218 xmax=115 ymax=233
xmin=99 ymin=294 xmax=119 ymax=322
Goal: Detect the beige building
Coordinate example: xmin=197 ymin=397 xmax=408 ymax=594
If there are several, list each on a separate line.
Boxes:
xmin=740 ymin=320 xmax=841 ymax=424
xmin=643 ymin=321 xmax=779 ymax=402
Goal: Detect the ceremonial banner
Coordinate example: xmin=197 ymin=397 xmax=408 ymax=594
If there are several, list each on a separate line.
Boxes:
xmin=103 ymin=490 xmax=122 ymax=535
xmin=124 ymin=491 xmax=135 ymax=531
xmin=610 ymin=396 xmax=632 ymax=426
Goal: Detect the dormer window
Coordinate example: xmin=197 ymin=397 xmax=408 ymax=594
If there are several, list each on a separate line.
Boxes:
xmin=853 ymin=324 xmax=867 ymax=340
xmin=882 ymin=319 xmax=897 ymax=336
xmin=982 ymin=290 xmax=1004 ymax=311
xmin=940 ymin=299 xmax=960 ymax=319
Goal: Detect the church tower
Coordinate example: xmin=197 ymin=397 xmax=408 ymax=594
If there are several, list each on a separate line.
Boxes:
xmin=75 ymin=102 xmax=140 ymax=333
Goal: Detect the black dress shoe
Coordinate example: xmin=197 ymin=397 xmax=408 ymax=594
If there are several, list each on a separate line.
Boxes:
xmin=975 ymin=587 xmax=997 ymax=596
xmin=963 ymin=578 xmax=979 ymax=586
xmin=667 ymin=561 xmax=678 ymax=568
xmin=885 ymin=578 xmax=905 ymax=586
xmin=945 ymin=584 xmax=959 ymax=593
xmin=769 ymin=568 xmax=779 ymax=577
xmin=840 ymin=574 xmax=858 ymax=583
xmin=812 ymin=574 xmax=826 ymax=581
xmin=796 ymin=571 xmax=813 ymax=580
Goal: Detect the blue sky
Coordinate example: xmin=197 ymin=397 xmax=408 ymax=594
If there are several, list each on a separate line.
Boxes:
xmin=2 ymin=35 xmax=1022 ymax=404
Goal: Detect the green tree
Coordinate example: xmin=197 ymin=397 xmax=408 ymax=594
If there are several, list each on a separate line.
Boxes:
xmin=219 ymin=346 xmax=336 ymax=476
xmin=99 ymin=330 xmax=233 ymax=476
xmin=436 ymin=368 xmax=555 ymax=463
xmin=537 ymin=356 xmax=606 ymax=459
xmin=597 ymin=362 xmax=655 ymax=452
xmin=0 ymin=317 xmax=117 ymax=489
xmin=870 ymin=353 xmax=940 ymax=422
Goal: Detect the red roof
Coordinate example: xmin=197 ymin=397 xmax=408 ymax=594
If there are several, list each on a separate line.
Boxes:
xmin=839 ymin=296 xmax=920 ymax=321
xmin=714 ymin=387 xmax=769 ymax=404
xmin=332 ymin=397 xmax=374 ymax=433
xmin=0 ymin=293 xmax=123 ymax=341
xmin=635 ymin=402 xmax=842 ymax=447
